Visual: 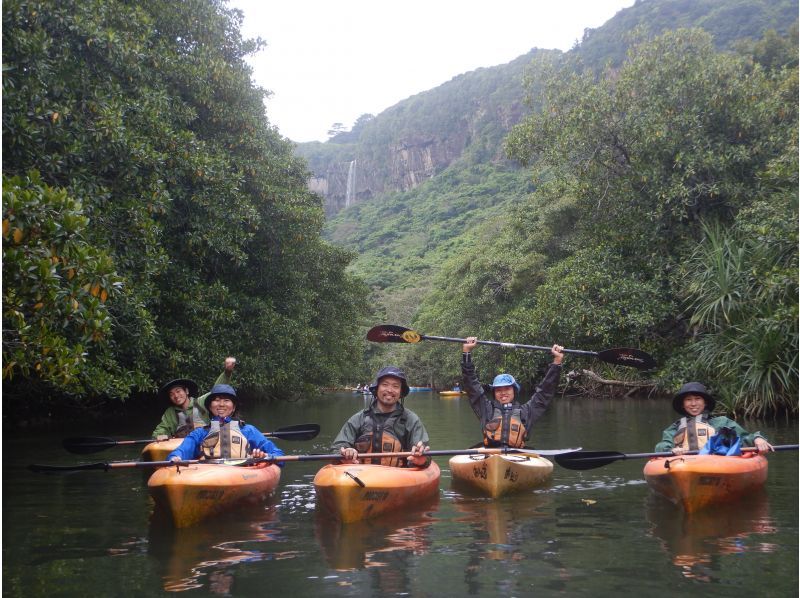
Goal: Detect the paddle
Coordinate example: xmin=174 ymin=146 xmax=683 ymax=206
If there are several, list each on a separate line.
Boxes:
xmin=29 ymin=446 xmax=582 ymax=473
xmin=554 ymin=444 xmax=799 ymax=470
xmin=366 ymin=324 xmax=657 ymax=370
xmin=62 ymin=423 xmax=321 ymax=455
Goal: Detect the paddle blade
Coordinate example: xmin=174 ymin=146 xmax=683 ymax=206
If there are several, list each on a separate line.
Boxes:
xmin=366 ymin=324 xmax=422 ymax=344
xmin=265 ymin=424 xmax=320 ymax=441
xmin=596 ymin=348 xmax=657 ymax=370
xmin=62 ymin=437 xmax=117 ymax=455
xmin=29 ymin=462 xmax=110 ymax=473
xmin=554 ymin=451 xmax=626 ymax=470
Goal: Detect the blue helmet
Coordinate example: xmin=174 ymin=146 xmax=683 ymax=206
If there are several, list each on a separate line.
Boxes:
xmin=203 ymin=383 xmax=238 ymax=412
xmin=490 ymin=373 xmax=520 ymax=392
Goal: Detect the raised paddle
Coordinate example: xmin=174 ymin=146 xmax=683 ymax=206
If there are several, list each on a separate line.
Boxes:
xmin=366 ymin=324 xmax=657 ymax=370
xmin=62 ymin=423 xmax=321 ymax=455
xmin=29 ymin=446 xmax=582 ymax=473
xmin=554 ymin=444 xmax=799 ymax=470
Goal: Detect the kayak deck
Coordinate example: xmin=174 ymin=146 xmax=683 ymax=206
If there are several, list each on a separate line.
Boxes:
xmin=643 ymin=453 xmax=768 ymax=513
xmin=148 ymin=462 xmax=281 ymax=528
xmin=449 ymin=453 xmax=553 ymax=498
xmin=141 ymin=438 xmax=183 ymax=462
xmin=313 ymin=462 xmax=441 ymax=523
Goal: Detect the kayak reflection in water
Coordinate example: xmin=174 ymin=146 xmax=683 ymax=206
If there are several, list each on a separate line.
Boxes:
xmin=332 ymin=366 xmax=431 ymax=467
xmin=167 ymin=383 xmax=285 ymax=463
xmin=654 ymin=382 xmax=773 ymax=455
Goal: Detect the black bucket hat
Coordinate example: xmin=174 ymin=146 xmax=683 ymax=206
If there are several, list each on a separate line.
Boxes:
xmin=671 ymin=382 xmax=715 ymax=415
xmin=369 ymin=366 xmax=410 ymax=398
xmin=158 ymin=378 xmax=198 ymax=402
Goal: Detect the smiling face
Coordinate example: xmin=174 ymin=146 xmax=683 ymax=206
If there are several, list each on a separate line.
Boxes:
xmin=375 ymin=376 xmax=403 ymax=413
xmin=682 ymin=394 xmax=707 ymax=416
xmin=209 ymin=395 xmax=236 ymax=419
xmin=493 ymin=385 xmax=515 ymax=404
xmin=168 ymin=386 xmax=189 ymax=408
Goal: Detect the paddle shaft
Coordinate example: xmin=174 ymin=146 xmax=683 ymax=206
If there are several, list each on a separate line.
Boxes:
xmin=62 ymin=423 xmax=320 ymax=454
xmin=30 ymin=446 xmax=580 ymax=472
xmin=421 ymin=333 xmax=598 ymax=357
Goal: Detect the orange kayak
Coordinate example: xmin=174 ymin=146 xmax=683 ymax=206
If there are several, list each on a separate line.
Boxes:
xmin=643 ymin=453 xmax=768 ymax=513
xmin=313 ymin=461 xmax=441 ymax=523
xmin=141 ymin=438 xmax=183 ymax=462
xmin=148 ymin=462 xmax=281 ymax=528
xmin=449 ymin=453 xmax=553 ymax=498
xmin=438 ymin=391 xmax=463 ymax=397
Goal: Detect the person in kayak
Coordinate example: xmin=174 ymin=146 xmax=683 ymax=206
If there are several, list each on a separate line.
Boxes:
xmin=167 ymin=383 xmax=285 ymax=463
xmin=151 ymin=356 xmax=237 ymax=440
xmin=332 ymin=366 xmax=431 ymax=467
xmin=461 ymin=337 xmax=565 ymax=448
xmin=655 ymin=382 xmax=773 ymax=455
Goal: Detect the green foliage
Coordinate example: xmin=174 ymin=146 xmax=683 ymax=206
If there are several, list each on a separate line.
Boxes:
xmin=2 ymin=171 xmax=130 ymax=393
xmin=3 ymin=0 xmax=368 ymax=406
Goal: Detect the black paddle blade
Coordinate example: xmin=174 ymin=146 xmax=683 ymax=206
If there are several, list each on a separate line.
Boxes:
xmin=366 ymin=325 xmax=421 ymax=344
xmin=554 ymin=451 xmax=626 ymax=470
xmin=265 ymin=424 xmax=320 ymax=441
xmin=29 ymin=462 xmax=111 ymax=473
xmin=62 ymin=437 xmax=117 ymax=455
xmin=596 ymin=348 xmax=657 ymax=370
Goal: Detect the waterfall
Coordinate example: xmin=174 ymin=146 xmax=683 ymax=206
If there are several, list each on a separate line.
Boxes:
xmin=345 ymin=160 xmax=356 ymax=208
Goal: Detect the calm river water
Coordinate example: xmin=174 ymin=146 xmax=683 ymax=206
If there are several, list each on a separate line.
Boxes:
xmin=3 ymin=392 xmax=798 ymax=597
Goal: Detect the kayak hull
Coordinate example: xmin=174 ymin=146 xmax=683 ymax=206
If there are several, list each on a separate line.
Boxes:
xmin=438 ymin=391 xmax=464 ymax=397
xmin=148 ymin=462 xmax=281 ymax=528
xmin=141 ymin=438 xmax=183 ymax=462
xmin=644 ymin=453 xmax=768 ymax=513
xmin=449 ymin=453 xmax=553 ymax=498
xmin=313 ymin=462 xmax=441 ymax=523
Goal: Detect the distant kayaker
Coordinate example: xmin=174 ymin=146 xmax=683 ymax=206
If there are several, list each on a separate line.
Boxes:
xmin=151 ymin=356 xmax=237 ymax=440
xmin=655 ymin=382 xmax=773 ymax=455
xmin=167 ymin=383 xmax=285 ymax=462
xmin=333 ymin=366 xmax=431 ymax=467
xmin=461 ymin=337 xmax=565 ymax=448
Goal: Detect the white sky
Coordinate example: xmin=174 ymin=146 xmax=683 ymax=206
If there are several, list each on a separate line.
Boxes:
xmin=227 ymin=0 xmax=636 ymax=142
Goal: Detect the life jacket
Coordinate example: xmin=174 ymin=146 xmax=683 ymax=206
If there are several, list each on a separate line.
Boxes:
xmin=673 ymin=414 xmax=716 ymax=451
xmin=174 ymin=402 xmax=206 ymax=438
xmin=483 ymin=403 xmax=528 ymax=448
xmin=201 ymin=419 xmax=249 ymax=459
xmin=354 ymin=408 xmax=407 ymax=466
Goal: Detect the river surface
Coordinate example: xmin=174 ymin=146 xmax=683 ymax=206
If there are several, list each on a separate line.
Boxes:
xmin=3 ymin=392 xmax=798 ymax=597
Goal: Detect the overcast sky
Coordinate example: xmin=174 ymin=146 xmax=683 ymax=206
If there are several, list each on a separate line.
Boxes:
xmin=227 ymin=0 xmax=636 ymax=143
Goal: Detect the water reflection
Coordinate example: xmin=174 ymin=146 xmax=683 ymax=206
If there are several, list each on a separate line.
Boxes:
xmin=646 ymin=490 xmax=777 ymax=583
xmin=314 ymin=496 xmax=438 ymax=572
xmin=148 ymin=503 xmax=297 ymax=593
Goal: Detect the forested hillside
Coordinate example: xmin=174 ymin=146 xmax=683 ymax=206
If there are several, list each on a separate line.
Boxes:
xmin=322 ymin=0 xmax=798 ymax=416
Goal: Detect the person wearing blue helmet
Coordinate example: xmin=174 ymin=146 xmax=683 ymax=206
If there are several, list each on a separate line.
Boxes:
xmin=332 ymin=365 xmax=431 ymax=467
xmin=461 ymin=337 xmax=564 ymax=449
xmin=167 ymin=382 xmax=284 ymax=463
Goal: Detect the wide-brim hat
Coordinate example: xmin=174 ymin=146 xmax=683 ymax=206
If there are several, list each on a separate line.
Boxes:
xmin=671 ymin=382 xmax=715 ymax=415
xmin=158 ymin=378 xmax=198 ymax=401
xmin=368 ymin=366 xmax=410 ymax=398
xmin=203 ymin=383 xmax=238 ymax=412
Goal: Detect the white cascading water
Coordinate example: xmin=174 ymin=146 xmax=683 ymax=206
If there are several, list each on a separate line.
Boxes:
xmin=345 ymin=159 xmax=356 ymax=208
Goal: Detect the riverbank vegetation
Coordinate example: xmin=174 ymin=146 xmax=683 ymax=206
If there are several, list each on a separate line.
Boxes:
xmin=2 ymin=0 xmax=369 ymax=416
